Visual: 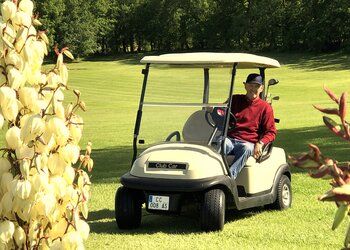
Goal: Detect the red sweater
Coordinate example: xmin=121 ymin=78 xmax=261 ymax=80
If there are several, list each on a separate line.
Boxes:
xmin=228 ymin=95 xmax=276 ymax=144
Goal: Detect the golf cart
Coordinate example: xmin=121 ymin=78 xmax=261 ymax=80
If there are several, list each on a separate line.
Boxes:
xmin=115 ymin=53 xmax=291 ymax=231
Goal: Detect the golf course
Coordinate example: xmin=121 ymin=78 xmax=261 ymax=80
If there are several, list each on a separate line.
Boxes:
xmin=40 ymin=52 xmax=350 ymax=249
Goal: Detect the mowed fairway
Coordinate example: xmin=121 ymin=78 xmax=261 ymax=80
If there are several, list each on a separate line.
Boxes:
xmin=11 ymin=53 xmax=350 ymax=249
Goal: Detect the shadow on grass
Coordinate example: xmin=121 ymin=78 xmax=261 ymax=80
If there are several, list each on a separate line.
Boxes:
xmin=90 ymin=146 xmax=133 ymax=184
xmin=268 ymin=51 xmax=350 ymax=71
xmin=88 ymin=206 xmax=264 ymax=235
xmin=277 ymin=125 xmax=350 ymax=162
xmin=83 ymin=53 xmax=146 ymax=65
xmin=88 ymin=208 xmax=202 ymax=234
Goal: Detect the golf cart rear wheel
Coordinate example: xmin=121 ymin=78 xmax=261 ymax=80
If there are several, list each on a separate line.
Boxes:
xmin=115 ymin=186 xmax=142 ymax=229
xmin=200 ymin=189 xmax=225 ymax=232
xmin=272 ymin=175 xmax=292 ymax=210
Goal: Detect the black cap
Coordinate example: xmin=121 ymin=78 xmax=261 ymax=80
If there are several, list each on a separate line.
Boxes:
xmin=244 ymin=73 xmax=263 ymax=85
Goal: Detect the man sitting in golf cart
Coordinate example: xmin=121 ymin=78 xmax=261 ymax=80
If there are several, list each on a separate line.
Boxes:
xmin=223 ymin=73 xmax=276 ymax=179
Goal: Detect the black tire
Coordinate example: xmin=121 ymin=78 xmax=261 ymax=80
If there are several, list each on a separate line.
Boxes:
xmin=115 ymin=186 xmax=142 ymax=229
xmin=271 ymin=175 xmax=292 ymax=210
xmin=200 ymin=189 xmax=225 ymax=232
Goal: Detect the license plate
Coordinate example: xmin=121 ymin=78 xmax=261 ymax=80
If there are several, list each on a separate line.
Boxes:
xmin=148 ymin=195 xmax=169 ymax=211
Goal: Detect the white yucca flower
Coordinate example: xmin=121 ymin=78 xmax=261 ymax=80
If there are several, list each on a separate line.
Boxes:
xmin=0 ymin=157 xmax=11 ymax=177
xmin=76 ymin=219 xmax=90 ymax=241
xmin=0 ymin=86 xmax=18 ymax=121
xmin=79 ymin=201 xmax=89 ymax=220
xmin=47 ymin=153 xmax=66 ymax=176
xmin=0 ymin=191 xmax=13 ymax=217
xmin=15 ymin=179 xmax=31 ymax=199
xmin=0 ymin=86 xmax=16 ymax=103
xmin=13 ymin=226 xmax=26 ymax=248
xmin=5 ymin=126 xmax=22 ymax=149
xmin=12 ymin=11 xmax=31 ymax=30
xmin=20 ymin=114 xmax=45 ymax=144
xmin=13 ymin=197 xmax=31 ymax=221
xmin=23 ymin=43 xmax=33 ymax=63
xmin=0 ymin=114 xmax=4 ymax=129
xmin=1 ymin=1 xmax=16 ymax=21
xmin=18 ymin=87 xmax=39 ymax=111
xmin=65 ymin=185 xmax=79 ymax=205
xmin=47 ymin=71 xmax=62 ymax=89
xmin=1 ymin=22 xmax=15 ymax=44
xmin=1 ymin=172 xmax=13 ymax=194
xmin=0 ymin=70 xmax=6 ymax=86
xmin=35 ymin=123 xmax=55 ymax=154
xmin=15 ymin=144 xmax=34 ymax=160
xmin=50 ymin=175 xmax=67 ymax=199
xmin=19 ymin=158 xmax=30 ymax=179
xmin=69 ymin=115 xmax=84 ymax=144
xmin=31 ymin=193 xmax=56 ymax=217
xmin=56 ymin=53 xmax=63 ymax=68
xmin=63 ymin=165 xmax=76 ymax=185
xmin=49 ymin=117 xmax=70 ymax=146
xmin=30 ymin=171 xmax=49 ymax=192
xmin=33 ymin=40 xmax=46 ymax=59
xmin=54 ymin=101 xmax=65 ymax=119
xmin=0 ymin=220 xmax=15 ymax=244
xmin=62 ymin=231 xmax=84 ymax=250
xmin=49 ymin=218 xmax=68 ymax=242
xmin=19 ymin=0 xmax=34 ymax=16
xmin=1 ymin=98 xmax=19 ymax=121
xmin=60 ymin=63 xmax=69 ymax=86
xmin=5 ymin=50 xmax=24 ymax=71
xmin=15 ymin=28 xmax=27 ymax=52
xmin=59 ymin=144 xmax=80 ymax=164
xmin=7 ymin=67 xmax=24 ymax=90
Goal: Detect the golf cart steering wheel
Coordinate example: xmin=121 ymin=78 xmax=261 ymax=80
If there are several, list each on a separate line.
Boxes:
xmin=165 ymin=131 xmax=181 ymax=141
xmin=228 ymin=111 xmax=237 ymax=131
xmin=211 ymin=107 xmax=237 ymax=131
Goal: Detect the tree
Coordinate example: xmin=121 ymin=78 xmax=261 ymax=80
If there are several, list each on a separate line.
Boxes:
xmin=56 ymin=0 xmax=97 ymax=57
xmin=33 ymin=0 xmax=65 ymax=53
xmin=94 ymin=0 xmax=118 ymax=54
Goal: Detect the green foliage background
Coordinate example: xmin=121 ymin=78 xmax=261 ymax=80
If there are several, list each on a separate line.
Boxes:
xmin=30 ymin=0 xmax=350 ymax=57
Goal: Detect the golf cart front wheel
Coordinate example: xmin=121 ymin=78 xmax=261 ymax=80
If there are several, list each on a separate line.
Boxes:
xmin=115 ymin=186 xmax=142 ymax=229
xmin=200 ymin=189 xmax=225 ymax=232
xmin=273 ymin=175 xmax=292 ymax=210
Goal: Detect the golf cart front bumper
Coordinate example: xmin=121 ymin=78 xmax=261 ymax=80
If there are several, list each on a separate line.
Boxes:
xmin=121 ymin=172 xmax=234 ymax=213
xmin=120 ymin=172 xmax=232 ymax=193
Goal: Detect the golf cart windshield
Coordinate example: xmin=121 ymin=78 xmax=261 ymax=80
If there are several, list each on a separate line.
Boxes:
xmin=139 ymin=68 xmax=230 ymax=149
xmin=133 ymin=53 xmax=280 ymax=160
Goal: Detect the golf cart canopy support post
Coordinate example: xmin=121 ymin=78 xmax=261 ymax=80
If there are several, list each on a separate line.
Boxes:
xmin=203 ymin=68 xmax=209 ymax=105
xmin=221 ymin=63 xmax=237 ymax=174
xmin=259 ymin=68 xmax=266 ymax=100
xmin=132 ymin=63 xmax=150 ymax=165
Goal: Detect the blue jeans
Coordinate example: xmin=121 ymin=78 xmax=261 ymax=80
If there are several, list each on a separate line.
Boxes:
xmin=220 ymin=137 xmax=255 ymax=179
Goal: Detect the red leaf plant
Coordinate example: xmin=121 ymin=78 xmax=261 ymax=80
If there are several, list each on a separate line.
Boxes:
xmin=289 ymin=86 xmax=350 ymax=248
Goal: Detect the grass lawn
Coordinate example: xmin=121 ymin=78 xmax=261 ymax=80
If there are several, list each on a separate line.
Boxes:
xmin=11 ymin=52 xmax=350 ymax=249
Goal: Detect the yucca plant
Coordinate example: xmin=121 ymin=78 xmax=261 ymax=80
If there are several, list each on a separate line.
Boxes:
xmin=289 ymin=85 xmax=350 ymax=248
xmin=0 ymin=0 xmax=93 ymax=249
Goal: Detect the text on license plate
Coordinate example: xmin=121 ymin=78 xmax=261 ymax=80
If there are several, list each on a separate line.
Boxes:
xmin=148 ymin=195 xmax=169 ymax=211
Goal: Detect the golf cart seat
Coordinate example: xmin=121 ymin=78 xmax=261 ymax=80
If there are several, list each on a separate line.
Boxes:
xmin=182 ymin=110 xmax=219 ymax=145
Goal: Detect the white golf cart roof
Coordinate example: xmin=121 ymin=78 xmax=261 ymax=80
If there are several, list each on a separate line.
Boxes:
xmin=140 ymin=52 xmax=280 ymax=68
